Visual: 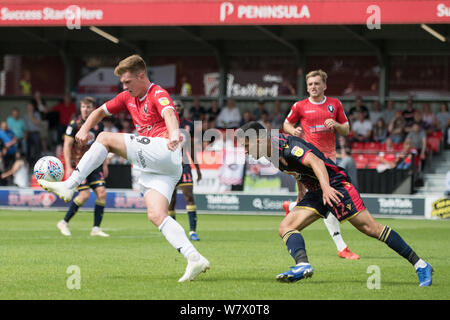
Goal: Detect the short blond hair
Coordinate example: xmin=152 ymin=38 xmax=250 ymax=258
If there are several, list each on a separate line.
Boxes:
xmin=114 ymin=54 xmax=147 ymax=76
xmin=306 ymin=69 xmax=328 ymax=83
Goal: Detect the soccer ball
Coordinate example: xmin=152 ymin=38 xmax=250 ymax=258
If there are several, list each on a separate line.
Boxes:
xmin=33 ymin=156 xmax=65 ymax=182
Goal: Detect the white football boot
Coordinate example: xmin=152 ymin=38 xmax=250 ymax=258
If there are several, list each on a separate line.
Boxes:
xmin=178 ymin=253 xmax=210 ymax=282
xmin=57 ymin=220 xmax=71 ymax=236
xmin=38 ymin=180 xmax=75 ymax=203
xmin=90 ymin=227 xmax=110 ymax=237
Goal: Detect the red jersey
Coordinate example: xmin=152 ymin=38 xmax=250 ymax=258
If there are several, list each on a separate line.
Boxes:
xmin=52 ymin=102 xmax=77 ymax=126
xmin=103 ymin=84 xmax=177 ymax=138
xmin=285 ymin=96 xmax=348 ymax=160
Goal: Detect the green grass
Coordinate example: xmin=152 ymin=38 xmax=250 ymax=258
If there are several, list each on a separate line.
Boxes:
xmin=0 ymin=210 xmax=449 ymax=300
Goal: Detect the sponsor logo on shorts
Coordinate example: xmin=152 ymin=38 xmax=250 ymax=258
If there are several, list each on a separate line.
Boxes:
xmin=291 ymin=146 xmax=304 ymax=157
xmin=137 ymin=149 xmax=146 ymax=168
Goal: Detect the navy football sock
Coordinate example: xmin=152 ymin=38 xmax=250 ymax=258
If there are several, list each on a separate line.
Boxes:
xmin=93 ymin=201 xmax=105 ymax=227
xmin=186 ymin=205 xmax=197 ymax=232
xmin=64 ymin=199 xmax=80 ymax=223
xmin=378 ymin=226 xmax=420 ymax=266
xmin=282 ymin=230 xmax=309 ymax=264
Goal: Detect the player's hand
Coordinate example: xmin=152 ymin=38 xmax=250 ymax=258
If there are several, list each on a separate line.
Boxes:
xmin=292 ymin=127 xmax=303 ymax=137
xmin=324 ymin=119 xmax=337 ymax=132
xmin=167 ymin=136 xmax=183 ymax=151
xmin=322 ymin=186 xmax=344 ymax=207
xmin=75 ymin=128 xmax=90 ymax=145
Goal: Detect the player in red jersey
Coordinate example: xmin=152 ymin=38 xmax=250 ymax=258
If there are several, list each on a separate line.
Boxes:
xmin=38 ymin=55 xmax=210 ymax=282
xmin=282 ymin=69 xmax=360 ymax=260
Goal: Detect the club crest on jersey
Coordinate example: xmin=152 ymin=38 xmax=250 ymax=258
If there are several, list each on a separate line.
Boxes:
xmin=328 ymin=105 xmax=334 ymax=113
xmin=291 ymin=146 xmax=304 ymax=157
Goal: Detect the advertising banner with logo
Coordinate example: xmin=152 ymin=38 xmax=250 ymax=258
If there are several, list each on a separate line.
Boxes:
xmin=0 ymin=1 xmax=448 ymax=27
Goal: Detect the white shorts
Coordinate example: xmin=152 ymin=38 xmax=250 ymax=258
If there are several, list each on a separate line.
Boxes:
xmin=124 ymin=134 xmax=182 ymax=202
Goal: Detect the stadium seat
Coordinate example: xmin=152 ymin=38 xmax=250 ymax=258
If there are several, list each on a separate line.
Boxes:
xmin=427 ymin=137 xmax=441 ymax=153
xmin=394 ymin=143 xmax=404 ymax=151
xmin=364 ymin=142 xmax=381 ymax=152
xmin=351 ymin=142 xmax=365 ymax=152
xmin=352 ymin=153 xmax=369 ymax=169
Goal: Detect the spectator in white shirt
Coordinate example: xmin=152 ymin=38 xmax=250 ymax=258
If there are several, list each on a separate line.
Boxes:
xmin=351 ymin=111 xmax=373 ymax=142
xmin=216 ymin=99 xmax=242 ymax=129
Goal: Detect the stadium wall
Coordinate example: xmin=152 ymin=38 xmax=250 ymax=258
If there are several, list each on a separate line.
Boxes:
xmin=0 ymin=187 xmax=445 ymax=220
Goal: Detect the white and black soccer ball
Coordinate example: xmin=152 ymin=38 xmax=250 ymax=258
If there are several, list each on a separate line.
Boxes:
xmin=33 ymin=156 xmax=65 ymax=182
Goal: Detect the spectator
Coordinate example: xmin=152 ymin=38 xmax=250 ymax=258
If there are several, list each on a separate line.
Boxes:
xmin=402 ymin=97 xmax=416 ymax=128
xmin=406 ymin=122 xmax=427 ymax=163
xmin=50 ymin=95 xmax=77 ymax=146
xmin=351 ymin=112 xmax=372 ymax=142
xmin=23 ymin=101 xmax=42 ymax=166
xmin=189 ymin=96 xmax=206 ymax=121
xmin=336 ymin=146 xmax=358 ymax=188
xmin=258 ymin=110 xmax=272 ymax=130
xmin=388 ymin=110 xmax=406 ymax=144
xmin=6 ymin=107 xmax=27 ymax=156
xmin=396 ymin=139 xmax=417 ymax=170
xmin=376 ymin=137 xmax=398 ymax=173
xmin=369 ymin=100 xmax=383 ymax=125
xmin=180 ymin=75 xmax=192 ymax=96
xmin=436 ymin=102 xmax=450 ymax=132
xmin=216 ymin=99 xmax=241 ymax=129
xmin=205 ymin=100 xmax=220 ymax=122
xmin=0 ymin=121 xmax=18 ymax=172
xmin=271 ymin=100 xmax=285 ymax=129
xmin=19 ymin=70 xmax=32 ymax=95
xmin=103 ymin=117 xmax=119 ymax=133
xmin=0 ymin=152 xmax=29 ymax=188
xmin=373 ymin=118 xmax=388 ymax=143
xmin=382 ymin=99 xmax=397 ymax=125
xmin=240 ymin=110 xmax=252 ymax=127
xmin=348 ymin=96 xmax=369 ymax=122
xmin=33 ymin=92 xmax=49 ymax=153
xmin=421 ymin=103 xmax=437 ymax=130
xmin=279 ymin=78 xmax=296 ymax=95
xmin=253 ymin=100 xmax=267 ymax=121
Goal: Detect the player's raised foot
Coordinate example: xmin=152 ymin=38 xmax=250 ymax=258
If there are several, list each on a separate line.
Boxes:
xmin=337 ymin=247 xmax=360 ymax=260
xmin=276 ymin=263 xmax=314 ymax=283
xmin=282 ymin=201 xmax=291 ymax=216
xmin=178 ymin=253 xmax=210 ymax=282
xmin=38 ymin=180 xmax=75 ymax=203
xmin=189 ymin=231 xmax=200 ymax=241
xmin=57 ymin=220 xmax=71 ymax=236
xmin=416 ymin=262 xmax=433 ymax=287
xmin=90 ymin=227 xmax=110 ymax=237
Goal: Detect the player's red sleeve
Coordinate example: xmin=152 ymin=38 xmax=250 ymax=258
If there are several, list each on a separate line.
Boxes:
xmin=103 ymin=91 xmax=127 ymax=115
xmin=285 ymin=102 xmax=301 ymax=124
xmin=336 ymin=100 xmax=349 ymax=125
xmin=152 ymin=89 xmax=175 ymax=118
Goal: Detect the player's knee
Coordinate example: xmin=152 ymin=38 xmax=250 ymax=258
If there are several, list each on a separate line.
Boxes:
xmin=74 ymin=194 xmax=88 ymax=205
xmin=96 ymin=188 xmax=107 ymax=202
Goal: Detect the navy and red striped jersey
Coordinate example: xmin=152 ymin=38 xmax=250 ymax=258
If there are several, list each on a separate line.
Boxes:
xmin=272 ymin=133 xmax=350 ymax=191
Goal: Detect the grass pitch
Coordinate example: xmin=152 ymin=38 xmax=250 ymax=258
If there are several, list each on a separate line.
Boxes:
xmin=0 ymin=210 xmax=449 ymax=300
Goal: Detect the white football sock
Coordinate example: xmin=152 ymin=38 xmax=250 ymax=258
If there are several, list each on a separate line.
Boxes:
xmin=288 ymin=202 xmax=296 ymax=212
xmin=65 ymin=142 xmax=108 ymax=189
xmin=414 ymin=259 xmax=427 ymax=270
xmin=323 ymin=214 xmax=347 ymax=252
xmin=159 ymin=216 xmax=198 ymax=259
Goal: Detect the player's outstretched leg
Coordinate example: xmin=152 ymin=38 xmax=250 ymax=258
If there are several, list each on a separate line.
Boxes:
xmin=323 ymin=213 xmax=360 ymax=260
xmin=349 ymin=209 xmax=433 ymax=287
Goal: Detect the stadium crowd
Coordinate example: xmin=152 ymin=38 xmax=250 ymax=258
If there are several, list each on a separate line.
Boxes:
xmin=0 ymin=88 xmax=449 ymax=189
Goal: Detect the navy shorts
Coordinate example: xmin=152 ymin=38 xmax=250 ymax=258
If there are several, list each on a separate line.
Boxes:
xmin=296 ymin=179 xmax=366 ymax=223
xmin=176 ymin=164 xmax=193 ymax=187
xmin=77 ymin=166 xmax=105 ymax=191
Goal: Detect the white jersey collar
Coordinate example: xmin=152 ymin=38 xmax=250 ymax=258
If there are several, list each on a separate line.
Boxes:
xmin=308 ymin=96 xmax=327 ymax=105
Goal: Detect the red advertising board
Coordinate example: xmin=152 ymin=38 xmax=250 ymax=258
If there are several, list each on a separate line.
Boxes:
xmin=0 ymin=1 xmax=449 ymax=26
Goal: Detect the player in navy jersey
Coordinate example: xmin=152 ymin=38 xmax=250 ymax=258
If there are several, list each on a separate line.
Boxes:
xmin=168 ymin=100 xmax=202 ymax=241
xmin=238 ymin=121 xmax=433 ymax=286
xmin=57 ymin=96 xmax=109 ymax=237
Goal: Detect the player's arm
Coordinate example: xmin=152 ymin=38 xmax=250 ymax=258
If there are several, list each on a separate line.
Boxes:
xmin=163 ymin=108 xmax=181 ymax=151
xmin=76 ymin=107 xmax=107 ymax=145
xmin=324 ymin=119 xmax=349 ymax=136
xmin=282 ymin=121 xmax=303 ymax=137
xmin=302 ymin=152 xmax=343 ymax=207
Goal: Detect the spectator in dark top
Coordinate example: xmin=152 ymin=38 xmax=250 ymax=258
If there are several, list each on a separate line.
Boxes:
xmin=279 ymin=78 xmax=296 ymax=96
xmin=205 ymin=100 xmax=221 ymax=122
xmin=240 ymin=110 xmax=252 ymax=127
xmin=189 ymin=96 xmax=206 ymax=121
xmin=271 ymin=100 xmax=285 ymax=129
xmin=348 ymin=96 xmax=369 ymax=122
xmin=23 ymin=100 xmax=42 ymax=166
xmin=388 ymin=111 xmax=406 ymax=144
xmin=253 ymin=100 xmax=267 ymax=121
xmin=402 ymin=97 xmax=416 ymax=128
